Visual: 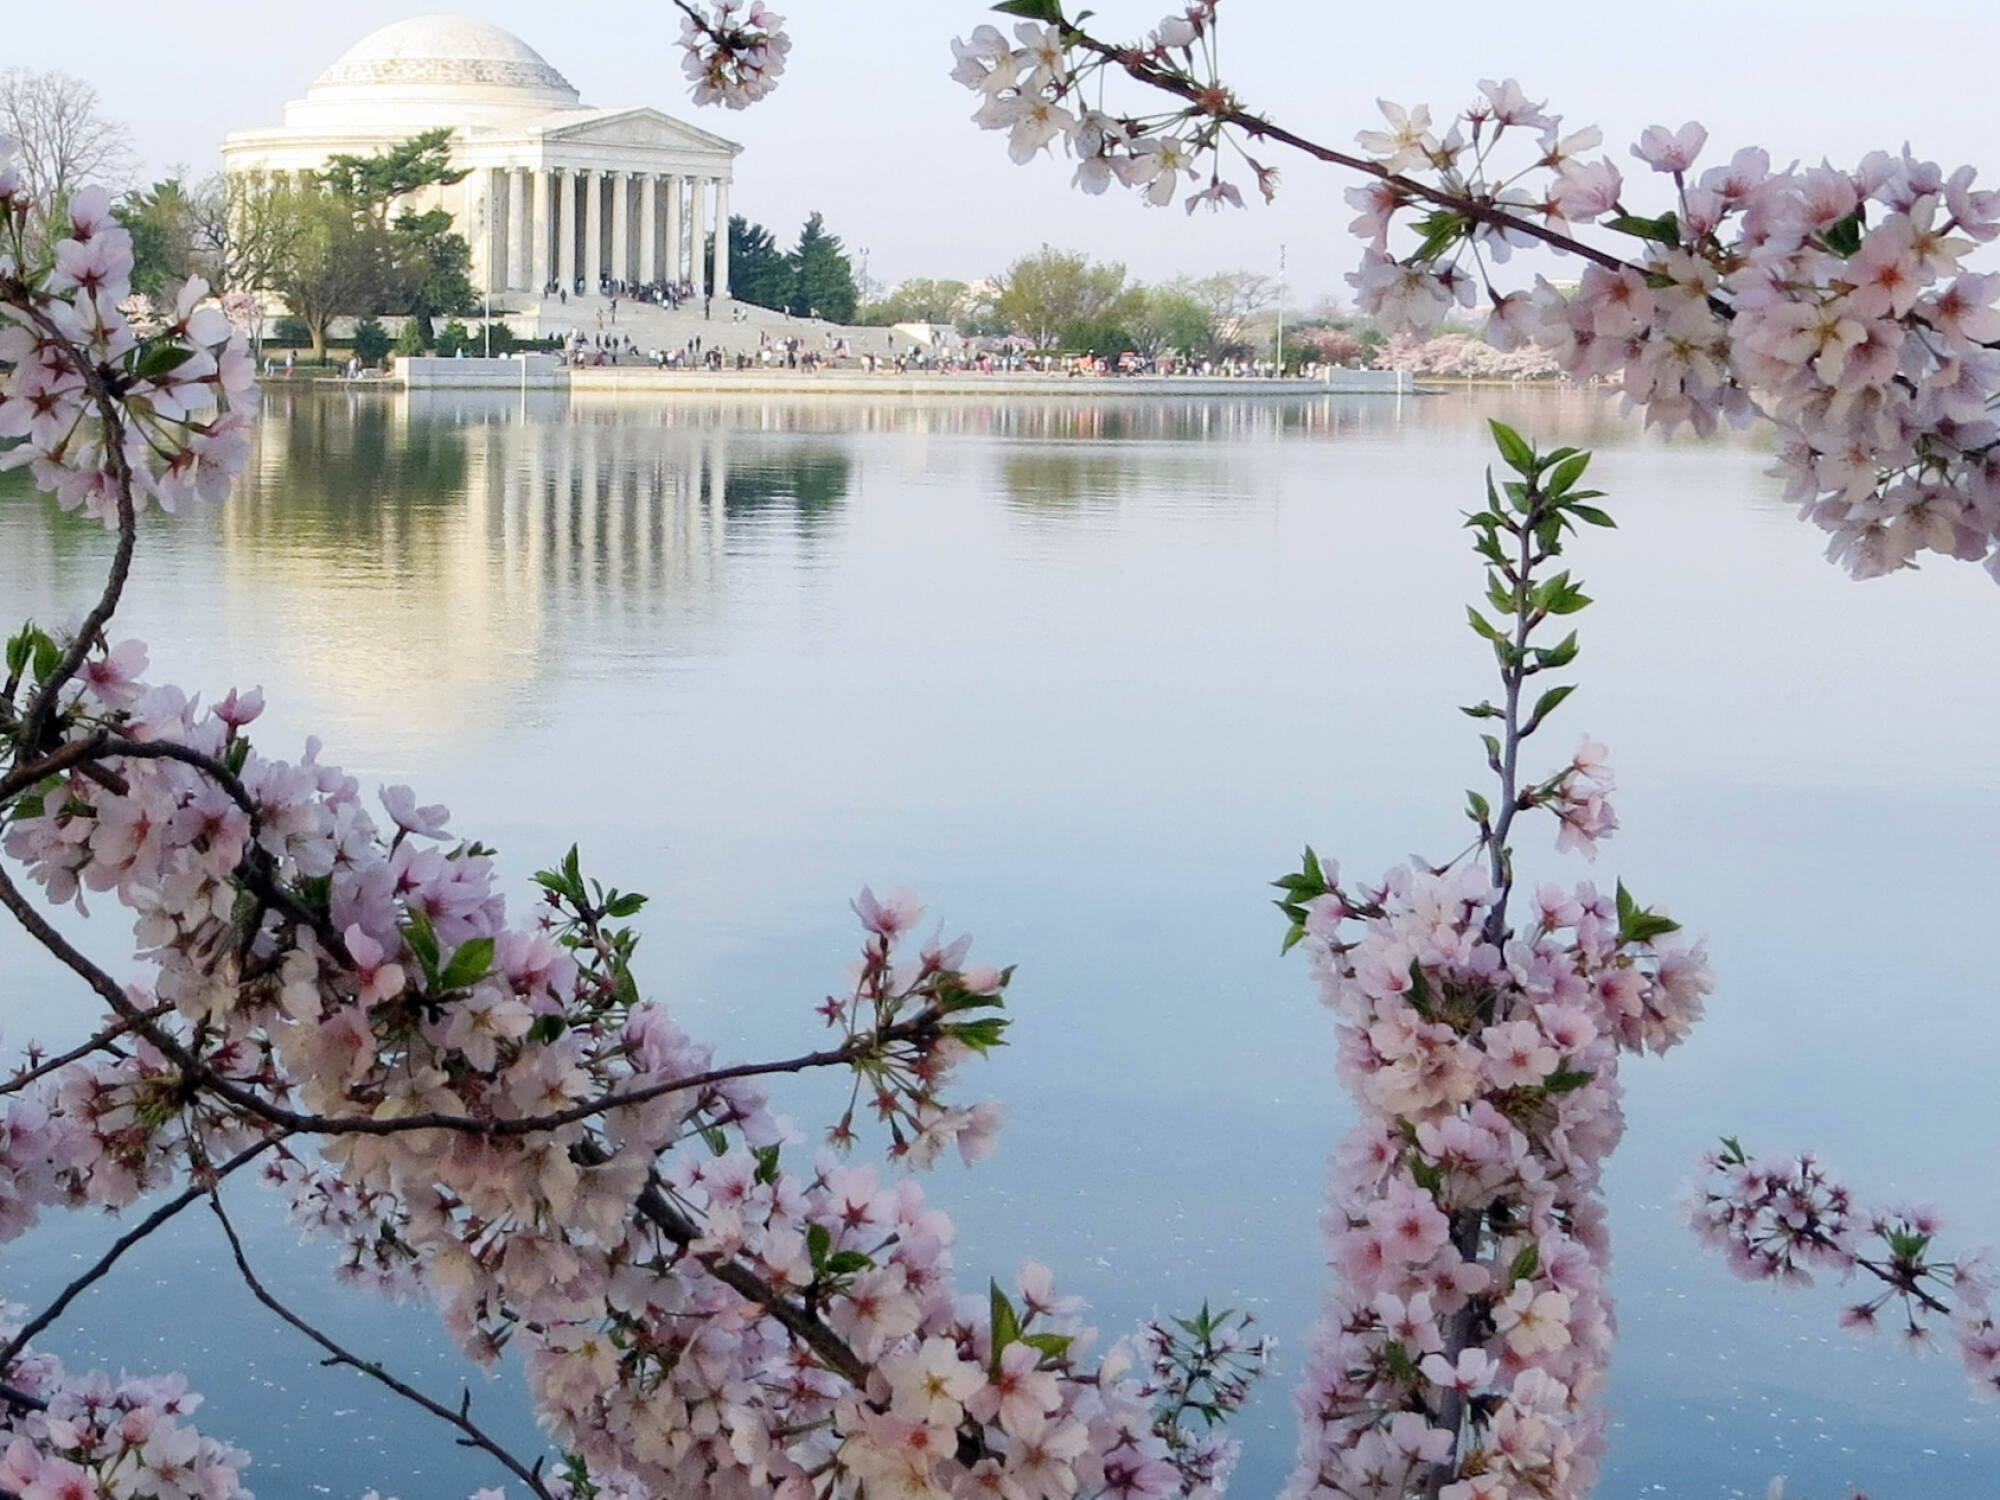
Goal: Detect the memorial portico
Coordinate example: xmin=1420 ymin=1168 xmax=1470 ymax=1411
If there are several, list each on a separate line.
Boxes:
xmin=221 ymin=15 xmax=741 ymax=301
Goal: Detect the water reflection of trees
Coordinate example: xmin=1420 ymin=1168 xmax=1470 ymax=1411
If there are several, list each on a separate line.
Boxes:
xmin=723 ymin=450 xmax=851 ymax=534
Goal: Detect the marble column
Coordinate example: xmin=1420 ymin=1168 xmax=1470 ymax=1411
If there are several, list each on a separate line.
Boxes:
xmin=465 ymin=171 xmax=491 ymax=292
xmin=610 ymin=171 xmax=630 ymax=288
xmin=508 ymin=167 xmax=529 ymax=291
xmin=665 ymin=174 xmax=683 ymax=283
xmin=712 ymin=179 xmax=730 ymax=298
xmin=640 ymin=174 xmax=658 ymax=286
xmin=689 ymin=176 xmax=708 ymax=298
xmin=557 ymin=169 xmax=577 ymax=293
xmin=581 ymin=169 xmax=602 ymax=292
xmin=531 ymin=168 xmax=552 ymax=292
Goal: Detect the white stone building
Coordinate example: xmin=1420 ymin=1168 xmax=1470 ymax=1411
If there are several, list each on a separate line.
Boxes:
xmin=221 ymin=14 xmax=741 ymax=304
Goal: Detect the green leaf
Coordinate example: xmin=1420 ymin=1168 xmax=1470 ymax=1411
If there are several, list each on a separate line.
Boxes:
xmin=1022 ymin=1331 xmax=1072 ymax=1361
xmin=30 ymin=633 xmax=61 ymax=681
xmin=826 ymin=1249 xmax=874 ymax=1276
xmin=1466 ymin=790 xmax=1491 ymax=822
xmin=1537 ymin=632 xmax=1580 ymax=670
xmin=1615 ymin=881 xmax=1682 ymax=944
xmin=1527 ymin=683 xmax=1576 ymax=729
xmin=132 ymin=341 xmax=199 ymax=382
xmin=1605 ymin=211 xmax=1681 ymax=245
xmin=1566 ymin=503 xmax=1616 ymax=528
xmin=753 ymin=1144 xmax=781 ymax=1186
xmin=1543 ymin=1067 xmax=1595 ymax=1094
xmin=1460 ymin=702 xmax=1502 ymax=719
xmin=946 ymin=1016 xmax=1009 ymax=1053
xmin=1405 ymin=961 xmax=1437 ymax=1021
xmin=1823 ymin=208 xmax=1865 ymax=258
xmin=1509 ymin=1241 xmax=1540 ymax=1282
xmin=400 ymin=909 xmax=441 ymax=985
xmin=1488 ymin=421 xmax=1535 ymax=477
xmin=438 ymin=936 xmax=495 ymax=991
xmin=1544 ymin=452 xmax=1591 ymax=497
xmin=1409 ymin=211 xmax=1469 ymax=265
xmin=1466 ymin=606 xmax=1502 ymax=643
xmin=807 ymin=1223 xmax=832 ymax=1270
xmin=990 ymin=0 xmax=1064 ymax=16
xmin=990 ymin=1281 xmax=1023 ymax=1371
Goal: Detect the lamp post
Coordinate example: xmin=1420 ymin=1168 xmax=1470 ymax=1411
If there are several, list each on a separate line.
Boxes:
xmin=1275 ymin=242 xmax=1286 ymax=378
xmin=484 ymin=288 xmax=492 ymax=357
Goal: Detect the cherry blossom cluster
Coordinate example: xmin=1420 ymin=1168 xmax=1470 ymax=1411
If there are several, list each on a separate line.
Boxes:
xmin=0 ymin=137 xmax=256 ymax=525
xmin=1 ymin=1302 xmax=252 ymax=1500
xmin=950 ymin=5 xmax=1269 ymax=215
xmin=1279 ymin=857 xmax=1707 ymax=1500
xmin=1690 ymin=1146 xmax=2000 ymax=1399
xmin=1338 ymin=84 xmax=2000 ymax=580
xmin=675 ymin=0 xmax=791 ymax=110
xmin=1374 ymin=332 xmax=1563 ymax=382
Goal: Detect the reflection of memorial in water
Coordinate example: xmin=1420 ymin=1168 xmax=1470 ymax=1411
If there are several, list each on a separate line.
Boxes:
xmin=219 ymin=390 xmax=851 ymax=745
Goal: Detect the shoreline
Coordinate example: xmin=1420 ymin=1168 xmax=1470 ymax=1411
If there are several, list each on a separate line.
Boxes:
xmin=263 ymin=359 xmax=1414 ymax=399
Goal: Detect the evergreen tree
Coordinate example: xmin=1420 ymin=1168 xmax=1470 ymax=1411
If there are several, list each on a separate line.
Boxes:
xmin=787 ymin=212 xmax=857 ymax=323
xmin=114 ymin=178 xmax=199 ymax=296
xmin=726 ymin=215 xmax=793 ymax=310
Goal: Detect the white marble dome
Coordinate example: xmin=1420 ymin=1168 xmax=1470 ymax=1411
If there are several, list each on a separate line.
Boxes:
xmin=283 ymin=15 xmax=582 ymax=131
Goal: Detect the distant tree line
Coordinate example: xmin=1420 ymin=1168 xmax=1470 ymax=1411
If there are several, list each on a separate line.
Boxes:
xmin=854 ymin=246 xmax=1382 ymax=367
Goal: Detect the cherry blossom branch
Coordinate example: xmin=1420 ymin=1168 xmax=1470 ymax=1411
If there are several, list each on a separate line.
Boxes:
xmin=207 ymin=1195 xmax=558 ymax=1500
xmin=0 ymin=859 xmax=971 ymax=1153
xmin=1060 ymin=27 xmax=1632 ymax=274
xmin=0 ymin=1002 xmax=170 ymax=1098
xmin=633 ymin=1174 xmax=872 ymax=1387
xmin=1691 ymin=1145 xmax=1998 ymax=1394
xmin=0 ymin=292 xmax=141 ymax=760
xmin=0 ymin=1136 xmax=280 ymax=1370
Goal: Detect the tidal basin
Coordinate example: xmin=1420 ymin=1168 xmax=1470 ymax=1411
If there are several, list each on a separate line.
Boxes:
xmin=4 ymin=386 xmax=1999 ymax=1498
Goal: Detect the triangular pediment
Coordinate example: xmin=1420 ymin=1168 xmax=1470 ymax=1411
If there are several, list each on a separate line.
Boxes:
xmin=532 ymin=107 xmax=740 ymax=156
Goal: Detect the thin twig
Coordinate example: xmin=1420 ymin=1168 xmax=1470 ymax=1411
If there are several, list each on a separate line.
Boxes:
xmin=0 ymin=1136 xmax=280 ymax=1369
xmin=207 ymin=1196 xmax=556 ymax=1500
xmin=0 ymin=1002 xmax=170 ymax=1098
xmin=1064 ymin=32 xmax=1634 ymax=275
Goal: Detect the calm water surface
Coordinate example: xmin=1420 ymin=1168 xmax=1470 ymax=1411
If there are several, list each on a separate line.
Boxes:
xmin=3 ymin=385 xmax=1998 ymax=1499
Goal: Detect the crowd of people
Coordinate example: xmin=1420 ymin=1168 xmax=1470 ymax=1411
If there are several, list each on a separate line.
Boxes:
xmin=542 ymin=276 xmax=713 ymax=320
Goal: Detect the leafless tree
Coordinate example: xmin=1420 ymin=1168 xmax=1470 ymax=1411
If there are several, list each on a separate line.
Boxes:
xmin=190 ymin=171 xmax=309 ymax=292
xmin=0 ymin=68 xmax=135 ymax=219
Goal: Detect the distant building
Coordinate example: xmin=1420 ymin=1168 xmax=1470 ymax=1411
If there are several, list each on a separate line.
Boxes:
xmin=221 ymin=14 xmax=742 ymax=298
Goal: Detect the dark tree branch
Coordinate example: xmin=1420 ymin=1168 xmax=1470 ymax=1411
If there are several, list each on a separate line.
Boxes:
xmin=634 ymin=1174 xmax=871 ymax=1388
xmin=207 ymin=1196 xmax=556 ymax=1500
xmin=0 ymin=1136 xmax=280 ymax=1369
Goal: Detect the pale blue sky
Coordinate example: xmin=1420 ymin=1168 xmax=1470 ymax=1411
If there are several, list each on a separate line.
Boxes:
xmin=17 ymin=1 xmax=2000 ymax=298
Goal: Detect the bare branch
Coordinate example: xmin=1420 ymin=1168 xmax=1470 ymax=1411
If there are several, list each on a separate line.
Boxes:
xmin=207 ymin=1196 xmax=557 ymax=1500
xmin=0 ymin=1137 xmax=280 ymax=1369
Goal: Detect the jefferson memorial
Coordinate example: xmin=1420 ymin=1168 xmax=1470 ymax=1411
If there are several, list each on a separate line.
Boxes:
xmin=221 ymin=14 xmax=741 ymax=302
